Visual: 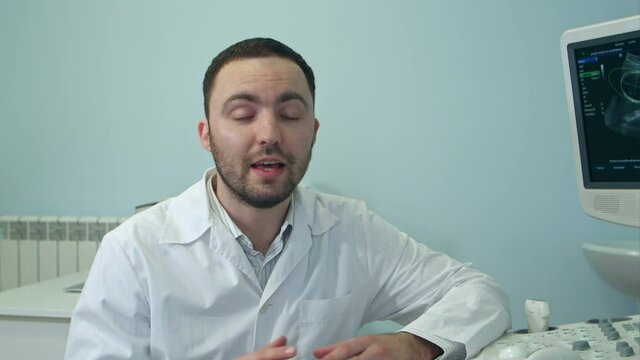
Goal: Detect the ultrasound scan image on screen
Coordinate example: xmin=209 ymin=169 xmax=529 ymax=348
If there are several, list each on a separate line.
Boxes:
xmin=569 ymin=31 xmax=640 ymax=187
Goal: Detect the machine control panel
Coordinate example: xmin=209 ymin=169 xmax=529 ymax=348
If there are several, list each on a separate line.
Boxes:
xmin=474 ymin=315 xmax=640 ymax=359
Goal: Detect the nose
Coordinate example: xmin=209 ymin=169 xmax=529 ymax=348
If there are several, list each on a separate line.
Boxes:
xmin=256 ymin=112 xmax=281 ymax=146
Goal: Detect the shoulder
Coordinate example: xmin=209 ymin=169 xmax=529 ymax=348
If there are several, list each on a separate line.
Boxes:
xmin=108 ymin=176 xmax=211 ymax=248
xmin=297 ymin=184 xmax=369 ymax=217
xmin=294 ymin=184 xmax=379 ymax=239
xmin=105 ymin=198 xmax=173 ymax=251
xmin=113 ymin=200 xmax=172 ymax=236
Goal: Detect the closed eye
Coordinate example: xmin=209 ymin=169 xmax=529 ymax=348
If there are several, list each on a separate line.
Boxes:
xmin=229 ymin=107 xmax=256 ymax=121
xmin=279 ymin=103 xmax=304 ymax=120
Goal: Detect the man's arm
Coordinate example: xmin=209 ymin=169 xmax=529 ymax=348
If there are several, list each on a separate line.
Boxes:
xmin=313 ymin=332 xmax=443 ymax=360
xmin=65 ymin=234 xmax=151 ymax=360
xmin=357 ymin=206 xmax=511 ymax=359
xmin=380 ymin=239 xmax=511 ymax=358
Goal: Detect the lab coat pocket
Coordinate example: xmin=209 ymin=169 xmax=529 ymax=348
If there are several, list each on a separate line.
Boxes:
xmin=298 ymin=293 xmax=358 ymax=359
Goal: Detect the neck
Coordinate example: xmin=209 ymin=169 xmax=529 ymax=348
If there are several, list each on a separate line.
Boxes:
xmin=214 ymin=174 xmax=290 ymax=254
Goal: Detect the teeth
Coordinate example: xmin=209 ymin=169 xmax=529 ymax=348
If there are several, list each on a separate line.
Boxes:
xmin=257 ymin=161 xmax=279 ymax=165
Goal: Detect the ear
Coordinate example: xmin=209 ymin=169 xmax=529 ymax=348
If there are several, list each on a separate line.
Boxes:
xmin=198 ymin=119 xmax=212 ymax=152
xmin=311 ymin=118 xmax=320 ymax=146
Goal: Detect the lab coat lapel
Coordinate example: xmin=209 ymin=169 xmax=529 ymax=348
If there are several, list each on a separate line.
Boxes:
xmin=209 ymin=219 xmax=261 ymax=290
xmin=260 ymin=186 xmax=339 ymax=305
xmin=260 ymin=219 xmax=312 ymax=304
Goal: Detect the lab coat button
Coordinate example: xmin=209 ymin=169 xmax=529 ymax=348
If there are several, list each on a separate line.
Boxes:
xmin=259 ymin=303 xmax=272 ymax=314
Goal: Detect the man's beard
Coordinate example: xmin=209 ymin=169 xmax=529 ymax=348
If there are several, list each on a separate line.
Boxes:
xmin=210 ymin=141 xmax=312 ymax=209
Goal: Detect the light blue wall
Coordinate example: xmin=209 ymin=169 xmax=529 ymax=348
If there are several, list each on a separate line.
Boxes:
xmin=1 ymin=0 xmax=639 ymax=331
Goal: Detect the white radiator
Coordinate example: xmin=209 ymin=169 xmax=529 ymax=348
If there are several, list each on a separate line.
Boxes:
xmin=0 ymin=216 xmax=127 ymax=291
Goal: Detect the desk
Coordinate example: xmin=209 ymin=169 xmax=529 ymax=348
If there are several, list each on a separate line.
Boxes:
xmin=0 ymin=271 xmax=87 ymax=360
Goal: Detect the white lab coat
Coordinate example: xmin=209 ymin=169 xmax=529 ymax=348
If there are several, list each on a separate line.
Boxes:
xmin=65 ymin=170 xmax=510 ymax=360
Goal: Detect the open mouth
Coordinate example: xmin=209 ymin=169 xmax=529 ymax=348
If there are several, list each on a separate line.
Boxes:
xmin=251 ymin=160 xmax=286 ymax=172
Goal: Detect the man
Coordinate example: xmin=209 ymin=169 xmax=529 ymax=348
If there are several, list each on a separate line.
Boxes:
xmin=65 ymin=38 xmax=510 ymax=360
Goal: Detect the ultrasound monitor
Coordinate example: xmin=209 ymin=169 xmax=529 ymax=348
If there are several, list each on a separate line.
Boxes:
xmin=561 ymin=15 xmax=640 ymax=227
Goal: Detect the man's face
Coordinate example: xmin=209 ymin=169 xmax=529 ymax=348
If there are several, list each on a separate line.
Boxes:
xmin=199 ymin=56 xmax=319 ymax=208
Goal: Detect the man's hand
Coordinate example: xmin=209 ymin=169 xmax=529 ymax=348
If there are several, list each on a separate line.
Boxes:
xmin=235 ymin=336 xmax=297 ymax=360
xmin=312 ymin=332 xmax=443 ymax=360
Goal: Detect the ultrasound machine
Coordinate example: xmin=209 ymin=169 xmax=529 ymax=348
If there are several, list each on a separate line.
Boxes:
xmin=473 ymin=15 xmax=640 ymax=360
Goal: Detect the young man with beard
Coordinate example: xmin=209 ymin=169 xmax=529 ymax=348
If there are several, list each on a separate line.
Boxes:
xmin=65 ymin=38 xmax=510 ymax=360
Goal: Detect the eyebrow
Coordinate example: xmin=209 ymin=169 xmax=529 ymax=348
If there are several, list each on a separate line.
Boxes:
xmin=220 ymin=91 xmax=309 ymax=115
xmin=277 ymin=91 xmax=309 ymax=110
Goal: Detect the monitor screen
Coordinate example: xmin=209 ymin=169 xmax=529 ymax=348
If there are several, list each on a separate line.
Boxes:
xmin=567 ymin=30 xmax=640 ymax=189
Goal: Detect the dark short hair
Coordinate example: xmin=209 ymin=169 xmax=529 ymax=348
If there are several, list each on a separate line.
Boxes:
xmin=203 ymin=38 xmax=316 ymax=119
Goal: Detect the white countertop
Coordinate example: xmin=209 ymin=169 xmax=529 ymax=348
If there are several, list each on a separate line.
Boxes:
xmin=0 ymin=271 xmax=87 ymax=318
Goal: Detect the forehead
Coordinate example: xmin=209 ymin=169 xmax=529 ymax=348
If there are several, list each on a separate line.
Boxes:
xmin=211 ymin=57 xmax=312 ymax=103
